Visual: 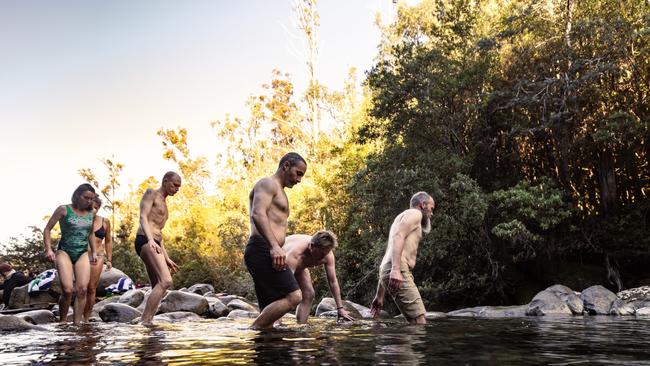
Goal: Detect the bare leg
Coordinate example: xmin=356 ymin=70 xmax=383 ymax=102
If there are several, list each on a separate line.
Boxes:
xmin=408 ymin=314 xmax=426 ymax=325
xmin=139 ymin=244 xmax=173 ymax=325
xmin=72 ymin=253 xmax=91 ymax=325
xmin=295 ymin=269 xmax=314 ymax=324
xmin=84 ymin=256 xmax=104 ymax=321
xmin=55 ymin=251 xmax=74 ymax=323
xmin=252 ymin=289 xmax=302 ymax=330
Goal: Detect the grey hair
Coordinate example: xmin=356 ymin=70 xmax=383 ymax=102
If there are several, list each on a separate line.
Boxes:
xmin=410 ymin=191 xmax=432 ymax=208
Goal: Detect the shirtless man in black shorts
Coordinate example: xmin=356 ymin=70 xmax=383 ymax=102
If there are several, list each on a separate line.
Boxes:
xmin=135 ymin=171 xmax=181 ymax=325
xmin=245 ymin=152 xmax=306 ymax=330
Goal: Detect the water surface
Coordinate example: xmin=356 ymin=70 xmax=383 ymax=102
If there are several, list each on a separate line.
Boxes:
xmin=2 ymin=316 xmax=650 ymax=365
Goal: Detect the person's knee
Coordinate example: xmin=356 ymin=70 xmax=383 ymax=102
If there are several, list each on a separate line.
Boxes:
xmin=287 ymin=290 xmax=302 ymax=307
xmin=159 ymin=277 xmax=173 ymax=291
xmin=411 ymin=314 xmax=426 ymax=325
xmin=61 ymin=287 xmax=74 ymax=298
xmin=76 ymin=286 xmax=88 ymax=298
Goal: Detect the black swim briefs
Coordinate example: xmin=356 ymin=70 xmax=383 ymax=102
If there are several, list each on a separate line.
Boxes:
xmin=244 ymin=235 xmax=299 ymax=310
xmin=134 ymin=234 xmax=161 ymax=257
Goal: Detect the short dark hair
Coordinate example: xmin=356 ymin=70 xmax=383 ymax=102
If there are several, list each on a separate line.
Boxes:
xmin=410 ymin=191 xmax=432 ymax=208
xmin=311 ymin=230 xmax=338 ymax=249
xmin=71 ymin=183 xmax=96 ymax=210
xmin=162 ymin=171 xmax=180 ymax=182
xmin=278 ymin=152 xmax=306 ymax=169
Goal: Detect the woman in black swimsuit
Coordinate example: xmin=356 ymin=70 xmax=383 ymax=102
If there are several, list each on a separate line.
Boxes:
xmin=83 ymin=196 xmax=113 ymax=321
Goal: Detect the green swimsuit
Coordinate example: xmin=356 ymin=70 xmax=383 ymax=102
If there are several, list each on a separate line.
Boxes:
xmin=58 ymin=205 xmax=94 ymax=263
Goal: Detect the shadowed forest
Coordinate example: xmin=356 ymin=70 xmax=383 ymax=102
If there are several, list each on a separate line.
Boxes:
xmin=2 ymin=0 xmax=648 ymax=311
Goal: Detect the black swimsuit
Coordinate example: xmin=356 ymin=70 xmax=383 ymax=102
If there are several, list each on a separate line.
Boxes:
xmin=94 ymin=218 xmax=106 ymax=239
xmin=134 ymin=234 xmax=161 ymax=257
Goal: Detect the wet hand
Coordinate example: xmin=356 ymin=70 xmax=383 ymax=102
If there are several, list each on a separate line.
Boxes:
xmin=389 ymin=269 xmax=404 ymax=292
xmin=105 ymin=260 xmax=113 ymax=271
xmin=270 ymin=245 xmax=287 ymax=271
xmin=149 ymin=240 xmax=162 ymax=254
xmin=370 ymin=296 xmax=384 ymax=318
xmin=167 ymin=258 xmax=179 ymax=273
xmin=337 ymin=308 xmax=355 ymax=322
xmin=45 ymin=249 xmax=56 ymax=262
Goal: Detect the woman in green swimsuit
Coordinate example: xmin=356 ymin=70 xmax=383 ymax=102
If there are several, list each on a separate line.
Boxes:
xmin=44 ymin=183 xmax=100 ymax=325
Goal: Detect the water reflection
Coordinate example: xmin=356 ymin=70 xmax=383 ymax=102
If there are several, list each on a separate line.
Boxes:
xmin=2 ymin=317 xmax=650 ymax=365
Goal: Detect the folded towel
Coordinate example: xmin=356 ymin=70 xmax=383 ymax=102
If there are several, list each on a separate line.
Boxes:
xmin=28 ymin=269 xmax=57 ymax=293
xmin=105 ymin=277 xmax=134 ymax=295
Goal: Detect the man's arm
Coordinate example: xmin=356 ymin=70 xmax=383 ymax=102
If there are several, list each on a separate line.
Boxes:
xmin=324 ymin=253 xmax=354 ymax=321
xmin=370 ymin=278 xmax=386 ymax=318
xmin=250 ymin=179 xmax=285 ymax=270
xmin=43 ymin=206 xmax=66 ymax=262
xmin=388 ymin=210 xmax=422 ymax=291
xmin=138 ymin=189 xmax=161 ymax=253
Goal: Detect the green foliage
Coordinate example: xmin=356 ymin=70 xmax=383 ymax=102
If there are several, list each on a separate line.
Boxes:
xmin=0 ymin=227 xmax=51 ymax=276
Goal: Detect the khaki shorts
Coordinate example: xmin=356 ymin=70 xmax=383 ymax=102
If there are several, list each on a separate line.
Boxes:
xmin=380 ymin=261 xmax=426 ymax=321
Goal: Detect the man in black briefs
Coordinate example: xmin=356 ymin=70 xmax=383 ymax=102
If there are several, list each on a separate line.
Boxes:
xmin=245 ymin=152 xmax=307 ymax=330
xmin=135 ymin=171 xmax=181 ymax=325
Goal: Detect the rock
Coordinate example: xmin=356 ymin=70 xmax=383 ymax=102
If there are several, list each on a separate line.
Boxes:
xmin=7 ymin=284 xmax=27 ymax=309
xmin=97 ymin=267 xmax=128 ymax=296
xmin=317 ymin=310 xmax=338 ymax=318
xmin=92 ymin=296 xmax=122 ymax=316
xmin=628 ymin=300 xmax=650 ymax=311
xmin=158 ymin=290 xmax=209 ymax=315
xmin=118 ymin=290 xmax=145 ymax=308
xmin=635 ymin=307 xmax=650 ymax=316
xmin=217 ymin=295 xmax=249 ymax=305
xmin=227 ymin=309 xmax=259 ymax=319
xmin=154 ymin=311 xmax=201 ymax=323
xmin=315 ymin=297 xmax=362 ymax=319
xmin=206 ymin=298 xmax=229 ymax=318
xmin=227 ymin=299 xmax=259 ymax=312
xmin=99 ymin=303 xmax=142 ymax=323
xmin=581 ymin=285 xmax=618 ymax=315
xmin=52 ymin=306 xmax=73 ymax=319
xmin=8 ymin=284 xmax=58 ymax=309
xmin=527 ymin=290 xmax=573 ymax=316
xmin=425 ymin=311 xmax=448 ymax=319
xmin=16 ymin=310 xmax=56 ymax=324
xmin=449 ymin=305 xmax=528 ymax=317
xmin=617 ymin=286 xmax=650 ymax=302
xmin=545 ymin=284 xmax=584 ymax=315
xmin=204 ymin=291 xmax=216 ymax=298
xmin=188 ymin=284 xmax=215 ymax=295
xmin=609 ymin=298 xmax=635 ymax=315
xmin=0 ymin=315 xmax=46 ymax=331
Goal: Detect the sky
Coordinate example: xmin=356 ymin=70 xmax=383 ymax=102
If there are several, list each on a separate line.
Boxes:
xmin=0 ymin=0 xmax=415 ymax=246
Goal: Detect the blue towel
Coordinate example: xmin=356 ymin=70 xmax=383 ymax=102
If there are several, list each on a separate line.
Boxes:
xmin=28 ymin=269 xmax=57 ymax=293
xmin=105 ymin=277 xmax=134 ymax=294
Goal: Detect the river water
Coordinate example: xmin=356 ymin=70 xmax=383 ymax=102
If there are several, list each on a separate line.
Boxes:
xmin=2 ymin=316 xmax=650 ymax=365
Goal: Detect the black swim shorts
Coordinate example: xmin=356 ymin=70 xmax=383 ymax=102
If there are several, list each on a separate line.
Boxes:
xmin=134 ymin=234 xmax=161 ymax=257
xmin=244 ymin=235 xmax=299 ymax=310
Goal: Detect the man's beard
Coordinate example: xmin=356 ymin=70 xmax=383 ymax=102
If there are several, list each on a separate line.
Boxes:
xmin=421 ymin=214 xmax=431 ymax=234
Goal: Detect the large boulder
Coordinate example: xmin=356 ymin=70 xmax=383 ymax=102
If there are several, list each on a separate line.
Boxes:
xmin=16 ymin=310 xmax=56 ymax=324
xmin=158 ymin=290 xmax=209 ymax=315
xmin=97 ymin=267 xmax=128 ymax=296
xmin=526 ymin=290 xmax=573 ymax=316
xmin=227 ymin=309 xmax=259 ymax=319
xmin=617 ymin=286 xmax=650 ymax=302
xmin=545 ymin=284 xmax=584 ymax=315
xmin=206 ymin=298 xmax=229 ymax=318
xmin=581 ymin=285 xmax=618 ymax=315
xmin=154 ymin=311 xmax=202 ymax=323
xmin=227 ymin=299 xmax=259 ymax=313
xmin=315 ymin=298 xmax=362 ymax=319
xmin=449 ymin=305 xmax=528 ymax=317
xmin=92 ymin=295 xmax=122 ymax=317
xmin=187 ymin=284 xmax=215 ymax=296
xmin=635 ymin=307 xmax=650 ymax=316
xmin=118 ymin=290 xmax=145 ymax=308
xmin=8 ymin=284 xmax=57 ymax=309
xmin=0 ymin=315 xmax=46 ymax=331
xmin=217 ymin=295 xmax=250 ymax=306
xmin=609 ymin=298 xmax=635 ymax=315
xmin=99 ymin=303 xmax=142 ymax=323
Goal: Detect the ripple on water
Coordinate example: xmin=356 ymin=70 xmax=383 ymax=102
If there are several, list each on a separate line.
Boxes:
xmin=2 ymin=317 xmax=650 ymax=364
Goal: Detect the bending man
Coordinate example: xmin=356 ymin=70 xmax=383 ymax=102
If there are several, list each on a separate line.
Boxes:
xmin=284 ymin=230 xmax=355 ymax=323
